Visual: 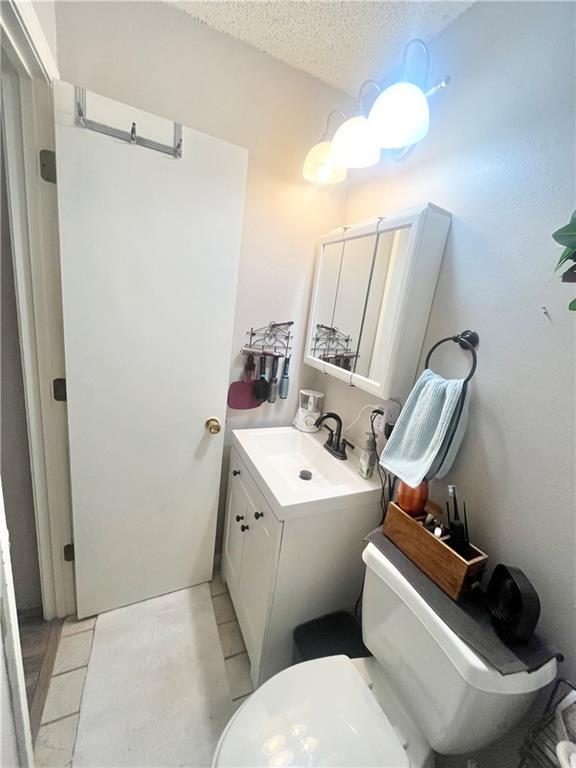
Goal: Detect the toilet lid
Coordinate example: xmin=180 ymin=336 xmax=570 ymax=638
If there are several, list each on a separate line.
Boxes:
xmin=213 ymin=656 xmax=410 ymax=767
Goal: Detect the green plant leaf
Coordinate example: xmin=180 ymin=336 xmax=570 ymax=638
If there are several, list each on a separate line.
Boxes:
xmin=553 ymin=210 xmax=576 ymax=248
xmin=556 ymin=246 xmax=576 ymax=270
xmin=569 ymin=298 xmax=576 ymax=311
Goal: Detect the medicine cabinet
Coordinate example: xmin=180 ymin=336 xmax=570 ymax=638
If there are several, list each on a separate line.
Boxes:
xmin=305 ymin=202 xmax=451 ymax=400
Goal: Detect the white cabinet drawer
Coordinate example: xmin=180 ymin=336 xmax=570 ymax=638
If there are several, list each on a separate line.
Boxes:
xmin=227 ymin=450 xmax=272 ymax=520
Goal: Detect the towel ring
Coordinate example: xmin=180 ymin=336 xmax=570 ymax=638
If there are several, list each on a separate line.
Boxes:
xmin=424 ymin=330 xmax=479 ymax=384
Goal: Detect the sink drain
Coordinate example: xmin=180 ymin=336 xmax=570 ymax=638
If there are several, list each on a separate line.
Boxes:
xmin=299 ymin=469 xmax=312 ymax=481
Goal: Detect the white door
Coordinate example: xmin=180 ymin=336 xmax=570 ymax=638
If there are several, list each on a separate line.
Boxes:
xmin=53 ymin=83 xmax=247 ymax=618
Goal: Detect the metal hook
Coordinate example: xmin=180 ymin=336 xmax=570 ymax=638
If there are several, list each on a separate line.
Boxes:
xmin=74 ymin=85 xmax=182 ymax=159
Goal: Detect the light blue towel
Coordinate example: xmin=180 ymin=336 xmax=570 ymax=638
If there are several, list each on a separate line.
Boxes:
xmin=380 ymin=369 xmax=469 ymax=487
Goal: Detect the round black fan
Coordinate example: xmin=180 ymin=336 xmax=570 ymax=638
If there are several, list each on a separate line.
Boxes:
xmin=486 ymin=564 xmax=541 ymax=647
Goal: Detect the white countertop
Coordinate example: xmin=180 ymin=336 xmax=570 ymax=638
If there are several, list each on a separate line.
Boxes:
xmin=232 ymin=426 xmax=381 ymax=521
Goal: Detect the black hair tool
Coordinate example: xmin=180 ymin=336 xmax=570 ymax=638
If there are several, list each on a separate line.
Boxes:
xmin=463 ymin=501 xmax=470 ymax=544
xmin=447 ymin=485 xmax=466 ymax=555
xmin=448 ymin=484 xmax=460 ymax=521
xmin=254 ymin=355 xmax=270 ymax=401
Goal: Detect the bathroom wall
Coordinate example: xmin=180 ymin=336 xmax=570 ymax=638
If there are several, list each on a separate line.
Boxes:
xmin=54 ymin=0 xmax=351 ymax=547
xmin=307 ymin=2 xmax=575 ymax=764
xmin=1 ymin=158 xmax=42 ymax=612
xmin=32 ymin=0 xmax=58 ymax=62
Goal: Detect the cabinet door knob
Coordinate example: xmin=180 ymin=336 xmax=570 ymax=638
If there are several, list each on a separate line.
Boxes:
xmin=232 ymin=469 xmax=241 ymax=476
xmin=254 ymin=511 xmax=264 ymax=520
xmin=235 ymin=515 xmax=244 ymax=522
xmin=240 ymin=524 xmax=249 ymax=532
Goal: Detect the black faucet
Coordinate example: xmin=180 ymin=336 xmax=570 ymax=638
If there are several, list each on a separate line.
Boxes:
xmin=314 ymin=412 xmax=352 ymax=460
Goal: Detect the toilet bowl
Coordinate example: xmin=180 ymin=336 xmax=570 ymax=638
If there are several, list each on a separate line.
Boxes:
xmin=213 ymin=543 xmax=557 ymax=767
xmin=212 ymin=654 xmax=432 ymax=767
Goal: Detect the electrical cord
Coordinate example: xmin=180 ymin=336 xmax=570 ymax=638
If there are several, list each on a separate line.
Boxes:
xmin=354 ymin=575 xmax=364 ymax=622
xmin=370 ymin=409 xmax=390 ymax=526
xmin=343 ymin=403 xmax=383 ymax=436
xmin=355 ymin=408 xmax=398 ymax=622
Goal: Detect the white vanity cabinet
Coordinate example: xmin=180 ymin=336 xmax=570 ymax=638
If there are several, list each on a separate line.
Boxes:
xmin=222 ymin=457 xmax=282 ymax=674
xmin=222 ymin=429 xmax=382 ymax=688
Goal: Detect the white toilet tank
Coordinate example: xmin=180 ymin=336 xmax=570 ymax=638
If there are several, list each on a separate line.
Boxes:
xmin=362 ymin=543 xmax=557 ymax=755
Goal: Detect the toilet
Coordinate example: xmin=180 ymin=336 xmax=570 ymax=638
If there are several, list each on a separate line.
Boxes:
xmin=212 ymin=543 xmax=557 ymax=767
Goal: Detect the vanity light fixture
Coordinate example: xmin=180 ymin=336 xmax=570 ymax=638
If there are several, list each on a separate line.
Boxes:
xmin=369 ymin=40 xmax=431 ymax=149
xmin=302 ymin=110 xmax=348 ymax=184
xmin=303 ymin=39 xmax=450 ymax=183
xmin=369 ymin=81 xmax=430 ymax=149
xmin=331 ymin=81 xmax=382 ymax=169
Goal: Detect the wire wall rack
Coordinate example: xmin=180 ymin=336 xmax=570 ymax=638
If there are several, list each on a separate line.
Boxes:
xmin=311 ymin=324 xmax=356 ymax=369
xmin=241 ymin=321 xmax=293 ymax=358
xmin=518 ymin=678 xmax=576 ymax=768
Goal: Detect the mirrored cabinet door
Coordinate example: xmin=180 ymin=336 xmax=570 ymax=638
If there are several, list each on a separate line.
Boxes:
xmin=309 ymin=231 xmax=377 ymax=371
xmin=354 ymin=227 xmax=411 ymax=381
xmin=331 ymin=234 xmax=377 ymax=369
xmin=313 ymin=240 xmax=343 ymax=335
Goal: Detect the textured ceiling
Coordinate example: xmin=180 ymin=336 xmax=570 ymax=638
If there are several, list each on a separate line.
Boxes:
xmin=169 ymin=1 xmax=473 ymax=95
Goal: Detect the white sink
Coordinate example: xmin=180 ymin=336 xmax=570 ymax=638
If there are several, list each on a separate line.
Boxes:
xmin=232 ymin=426 xmax=381 ymax=521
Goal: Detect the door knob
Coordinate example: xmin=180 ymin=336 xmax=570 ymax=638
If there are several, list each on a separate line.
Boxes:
xmin=232 ymin=469 xmax=241 ymax=476
xmin=240 ymin=524 xmax=249 ymax=532
xmin=254 ymin=511 xmax=264 ymax=520
xmin=205 ymin=417 xmax=221 ymax=435
xmin=235 ymin=515 xmax=244 ymax=522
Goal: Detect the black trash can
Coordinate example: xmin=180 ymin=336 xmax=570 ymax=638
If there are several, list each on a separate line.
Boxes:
xmin=293 ymin=611 xmax=371 ymax=664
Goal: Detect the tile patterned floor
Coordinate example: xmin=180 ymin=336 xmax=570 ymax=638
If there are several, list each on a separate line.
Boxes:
xmin=34 ymin=617 xmax=96 ymax=767
xmin=19 ymin=615 xmax=64 ymax=741
xmin=19 ymin=617 xmax=52 ymax=706
xmin=209 ymin=569 xmax=254 ymax=709
xmin=33 ymin=570 xmax=250 ymax=767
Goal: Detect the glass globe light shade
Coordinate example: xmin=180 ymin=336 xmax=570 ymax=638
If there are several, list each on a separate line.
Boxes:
xmin=368 ymin=82 xmax=430 ymax=149
xmin=302 ymin=141 xmax=347 ymax=184
xmin=331 ymin=115 xmax=381 ymax=169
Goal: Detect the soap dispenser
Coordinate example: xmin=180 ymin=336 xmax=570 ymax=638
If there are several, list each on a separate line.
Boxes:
xmin=358 ymin=432 xmax=378 ymax=479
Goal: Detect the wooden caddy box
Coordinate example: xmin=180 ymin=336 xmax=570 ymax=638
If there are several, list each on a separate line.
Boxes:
xmin=383 ymin=501 xmax=488 ymax=601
